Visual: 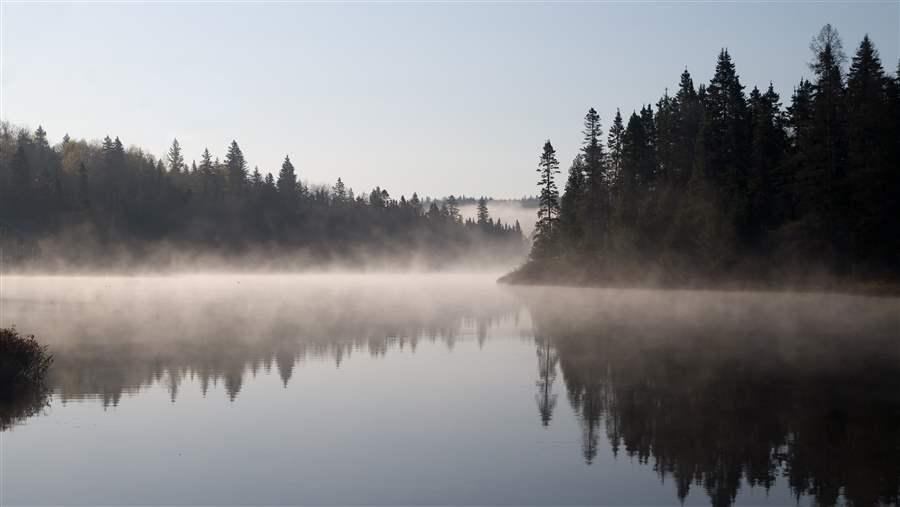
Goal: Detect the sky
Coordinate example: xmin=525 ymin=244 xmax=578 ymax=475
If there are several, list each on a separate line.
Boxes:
xmin=2 ymin=2 xmax=897 ymax=199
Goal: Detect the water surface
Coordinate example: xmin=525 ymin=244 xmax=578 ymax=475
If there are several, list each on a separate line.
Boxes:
xmin=1 ymin=274 xmax=898 ymax=506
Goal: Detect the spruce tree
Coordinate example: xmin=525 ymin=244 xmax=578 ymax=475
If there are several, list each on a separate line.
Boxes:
xmin=674 ymin=68 xmax=702 ymax=186
xmin=581 ymin=108 xmax=609 ymax=251
xmin=332 ymin=177 xmax=347 ymax=202
xmin=251 ymin=166 xmax=263 ymax=188
xmin=446 ymin=195 xmax=461 ymax=223
xmin=559 ymin=155 xmax=585 ymax=249
xmin=534 ymin=140 xmax=561 ymax=257
xmin=199 ymin=148 xmax=214 ymax=197
xmin=808 ymin=24 xmax=849 ymax=260
xmin=277 ymin=155 xmax=297 ymax=198
xmin=607 ymin=109 xmax=625 ymax=186
xmin=167 ymin=139 xmax=185 ymax=174
xmin=224 ymin=140 xmax=248 ymax=193
xmin=704 ymin=49 xmax=749 ymax=200
xmin=846 ymin=34 xmax=891 ymax=264
xmin=476 ymin=197 xmax=489 ymax=225
xmin=616 ymin=113 xmax=646 ymax=232
xmin=748 ymin=83 xmax=787 ymax=241
xmin=409 ymin=193 xmax=422 ymax=216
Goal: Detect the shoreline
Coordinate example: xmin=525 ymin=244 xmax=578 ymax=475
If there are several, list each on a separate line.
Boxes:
xmin=498 ymin=264 xmax=900 ymax=297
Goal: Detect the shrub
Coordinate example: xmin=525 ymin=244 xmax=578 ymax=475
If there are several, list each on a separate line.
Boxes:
xmin=0 ymin=327 xmax=53 ymax=400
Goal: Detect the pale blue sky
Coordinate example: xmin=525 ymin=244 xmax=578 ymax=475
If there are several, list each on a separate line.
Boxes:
xmin=2 ymin=2 xmax=897 ymax=198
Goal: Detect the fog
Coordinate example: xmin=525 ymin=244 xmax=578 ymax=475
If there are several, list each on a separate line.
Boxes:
xmin=2 ymin=273 xmax=899 ymax=505
xmin=459 ymin=201 xmax=538 ymax=237
xmin=1 ymin=237 xmax=530 ymax=275
xmin=2 ymin=273 xmax=897 ymax=400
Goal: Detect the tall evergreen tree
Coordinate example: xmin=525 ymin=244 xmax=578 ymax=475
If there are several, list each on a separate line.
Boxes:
xmin=332 ymin=177 xmax=347 ymax=202
xmin=607 ymin=109 xmax=625 ymax=186
xmin=534 ymin=141 xmax=561 ymax=258
xmin=250 ymin=166 xmax=263 ymax=188
xmin=224 ymin=140 xmax=248 ymax=193
xmin=277 ymin=155 xmax=297 ymax=198
xmin=581 ymin=108 xmax=609 ymax=251
xmin=476 ymin=197 xmax=490 ymax=225
xmin=747 ymin=84 xmax=787 ymax=240
xmin=845 ymin=34 xmax=892 ymax=265
xmin=703 ymin=49 xmax=750 ymax=198
xmin=446 ymin=195 xmax=461 ymax=223
xmin=199 ymin=148 xmax=214 ymax=197
xmin=559 ymin=155 xmax=586 ymax=249
xmin=674 ymin=68 xmax=703 ymax=186
xmin=807 ymin=24 xmax=849 ymax=260
xmin=167 ymin=138 xmax=185 ymax=174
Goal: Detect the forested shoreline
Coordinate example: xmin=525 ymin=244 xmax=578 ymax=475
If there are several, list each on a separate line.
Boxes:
xmin=0 ymin=125 xmax=526 ymax=271
xmin=504 ymin=25 xmax=899 ymax=291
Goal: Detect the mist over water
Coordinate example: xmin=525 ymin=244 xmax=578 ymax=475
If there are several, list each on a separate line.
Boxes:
xmin=1 ymin=273 xmax=899 ymax=506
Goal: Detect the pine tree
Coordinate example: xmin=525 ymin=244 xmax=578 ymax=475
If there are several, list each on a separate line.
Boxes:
xmin=674 ymin=68 xmax=703 ymax=186
xmin=748 ymin=83 xmax=787 ymax=241
xmin=476 ymin=197 xmax=489 ymax=225
xmin=534 ymin=140 xmax=561 ymax=257
xmin=559 ymin=155 xmax=585 ymax=249
xmin=655 ymin=90 xmax=677 ymax=183
xmin=807 ymin=24 xmax=849 ymax=261
xmin=638 ymin=105 xmax=658 ymax=191
xmin=846 ymin=34 xmax=891 ymax=264
xmin=785 ymin=78 xmax=815 ymax=222
xmin=250 ymin=166 xmax=263 ymax=188
xmin=704 ymin=49 xmax=750 ymax=199
xmin=332 ymin=177 xmax=347 ymax=202
xmin=616 ymin=112 xmax=646 ymax=231
xmin=426 ymin=202 xmax=441 ymax=220
xmin=167 ymin=138 xmax=185 ymax=174
xmin=607 ymin=109 xmax=625 ymax=186
xmin=224 ymin=140 xmax=247 ymax=192
xmin=446 ymin=195 xmax=460 ymax=223
xmin=409 ymin=193 xmax=422 ymax=216
xmin=199 ymin=148 xmax=214 ymax=197
xmin=277 ymin=155 xmax=297 ymax=198
xmin=33 ymin=126 xmax=49 ymax=150
xmin=581 ymin=108 xmax=609 ymax=251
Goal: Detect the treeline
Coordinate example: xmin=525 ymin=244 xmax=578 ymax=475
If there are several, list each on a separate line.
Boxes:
xmin=513 ymin=25 xmax=899 ymax=287
xmin=0 ymin=126 xmax=525 ymax=269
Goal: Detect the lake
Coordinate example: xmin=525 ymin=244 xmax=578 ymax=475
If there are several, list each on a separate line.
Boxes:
xmin=1 ymin=274 xmax=898 ymax=506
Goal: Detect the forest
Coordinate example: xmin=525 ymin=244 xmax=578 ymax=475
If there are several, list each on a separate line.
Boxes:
xmin=508 ymin=25 xmax=899 ymax=289
xmin=0 ymin=125 xmax=526 ymax=270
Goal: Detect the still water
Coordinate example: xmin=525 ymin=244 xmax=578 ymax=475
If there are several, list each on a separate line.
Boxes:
xmin=1 ymin=274 xmax=898 ymax=506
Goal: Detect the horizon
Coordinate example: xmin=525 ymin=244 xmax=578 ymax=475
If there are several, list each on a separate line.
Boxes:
xmin=2 ymin=2 xmax=897 ymax=198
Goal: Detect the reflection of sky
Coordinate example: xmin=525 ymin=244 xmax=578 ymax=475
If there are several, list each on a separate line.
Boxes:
xmin=3 ymin=336 xmax=800 ymax=506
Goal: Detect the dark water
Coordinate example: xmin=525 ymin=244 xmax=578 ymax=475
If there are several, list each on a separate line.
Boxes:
xmin=1 ymin=274 xmax=898 ymax=506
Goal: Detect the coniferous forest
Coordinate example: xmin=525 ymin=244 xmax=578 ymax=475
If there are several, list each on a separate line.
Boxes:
xmin=507 ymin=25 xmax=900 ymax=289
xmin=0 ymin=127 xmax=526 ymax=270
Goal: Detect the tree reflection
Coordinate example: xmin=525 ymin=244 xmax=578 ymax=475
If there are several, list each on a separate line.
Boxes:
xmin=4 ymin=277 xmax=520 ymax=407
xmin=534 ymin=335 xmax=558 ymax=427
xmin=524 ymin=288 xmax=900 ymax=506
xmin=0 ymin=386 xmax=50 ymax=432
